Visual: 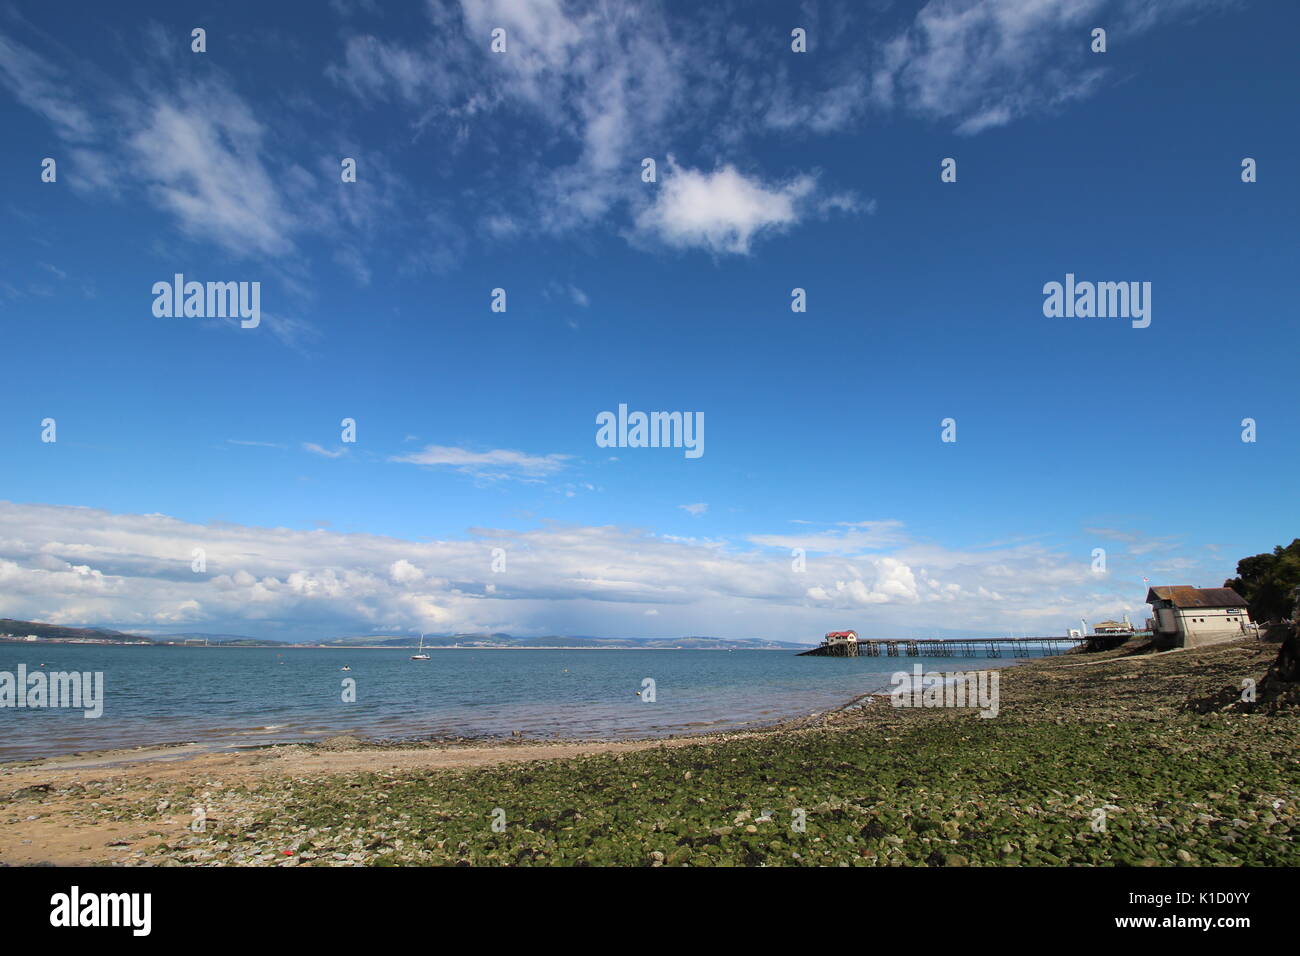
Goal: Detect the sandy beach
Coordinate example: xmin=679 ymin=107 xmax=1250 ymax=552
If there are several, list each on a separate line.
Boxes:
xmin=2 ymin=637 xmax=1297 ymax=866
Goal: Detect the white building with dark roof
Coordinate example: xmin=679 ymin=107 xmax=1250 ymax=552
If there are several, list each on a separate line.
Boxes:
xmin=1146 ymin=586 xmax=1252 ymax=648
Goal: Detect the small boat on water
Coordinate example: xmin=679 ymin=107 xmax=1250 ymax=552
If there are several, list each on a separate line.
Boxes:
xmin=410 ymin=633 xmax=430 ymax=661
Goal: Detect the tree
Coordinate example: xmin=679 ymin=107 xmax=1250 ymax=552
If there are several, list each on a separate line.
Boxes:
xmin=1224 ymin=538 xmax=1300 ymax=622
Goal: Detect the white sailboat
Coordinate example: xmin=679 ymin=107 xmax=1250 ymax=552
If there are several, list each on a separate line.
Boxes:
xmin=410 ymin=633 xmax=430 ymax=661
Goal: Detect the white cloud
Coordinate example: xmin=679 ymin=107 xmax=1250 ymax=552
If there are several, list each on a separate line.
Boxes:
xmin=326 ymin=2 xmax=873 ymax=247
xmin=328 ymin=33 xmax=440 ymax=104
xmin=635 ymin=161 xmax=822 ymax=255
xmin=303 ymin=442 xmax=347 ymax=459
xmin=389 ymin=559 xmax=424 ymax=584
xmin=459 ymin=0 xmax=683 ymax=231
xmin=1 ymin=0 xmax=1234 ymax=293
xmin=0 ymin=28 xmax=412 ymax=302
xmin=123 ymin=80 xmax=300 ymax=258
xmin=329 ymin=1 xmax=687 ymax=235
xmin=806 ymin=558 xmax=921 ymax=606
xmin=543 ymin=282 xmax=590 ymax=307
xmin=0 ymin=32 xmax=95 ymax=141
xmin=0 ymin=501 xmax=1198 ymax=641
xmin=749 ymin=520 xmax=906 ymax=554
xmin=762 ymin=75 xmax=870 ymax=134
xmin=389 ymin=445 xmax=570 ymax=478
xmin=329 ymin=0 xmax=1222 ymax=248
xmin=679 ymin=503 xmax=708 ymax=517
xmin=871 ymin=0 xmax=1226 ymax=135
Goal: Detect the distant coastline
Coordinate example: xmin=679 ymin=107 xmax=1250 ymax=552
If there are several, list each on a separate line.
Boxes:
xmin=0 ymin=640 xmax=800 ymax=650
xmin=0 ymin=618 xmax=809 ymax=651
xmin=0 ymin=638 xmax=805 ymax=650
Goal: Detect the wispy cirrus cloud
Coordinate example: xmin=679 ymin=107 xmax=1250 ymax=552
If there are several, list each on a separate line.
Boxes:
xmin=318 ymin=0 xmax=1234 ymax=256
xmin=871 ymin=0 xmax=1234 ymax=135
xmin=1084 ymin=527 xmax=1181 ymax=556
xmin=0 ymin=27 xmax=306 ymax=255
xmin=1 ymin=0 xmax=1244 ymax=277
xmin=4 ymin=0 xmax=1235 ymax=275
xmin=123 ymin=79 xmax=302 ymax=258
xmin=749 ymin=520 xmax=907 ymax=554
xmin=0 ymin=30 xmax=95 ymax=140
xmin=226 ymin=439 xmax=286 ymax=449
xmin=302 ymin=442 xmax=348 ymax=459
xmin=326 ymin=1 xmax=863 ymax=253
xmin=0 ymin=21 xmax=408 ymax=340
xmin=389 ymin=444 xmax=571 ymax=479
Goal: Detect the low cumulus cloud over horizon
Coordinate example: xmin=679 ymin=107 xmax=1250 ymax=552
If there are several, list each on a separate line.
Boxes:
xmin=0 ymin=501 xmax=1188 ymax=642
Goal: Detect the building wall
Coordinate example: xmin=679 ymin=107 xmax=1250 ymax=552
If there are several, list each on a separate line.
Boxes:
xmin=1175 ymin=607 xmax=1250 ymax=648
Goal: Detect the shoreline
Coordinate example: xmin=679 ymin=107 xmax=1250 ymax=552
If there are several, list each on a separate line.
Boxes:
xmin=0 ymin=657 xmax=1020 ymax=768
xmin=0 ymin=656 xmax=1016 ymax=771
xmin=3 ymin=638 xmax=1296 ymax=866
xmin=0 ymin=684 xmax=904 ymax=771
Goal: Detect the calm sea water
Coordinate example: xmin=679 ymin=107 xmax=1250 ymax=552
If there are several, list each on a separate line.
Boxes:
xmin=0 ymin=644 xmax=1070 ymax=762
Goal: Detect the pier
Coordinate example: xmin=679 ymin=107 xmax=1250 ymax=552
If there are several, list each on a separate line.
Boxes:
xmin=797 ymin=635 xmax=1128 ymax=658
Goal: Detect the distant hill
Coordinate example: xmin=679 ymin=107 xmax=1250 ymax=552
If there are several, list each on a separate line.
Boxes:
xmin=315 ymin=632 xmax=807 ymax=650
xmin=147 ymin=632 xmax=283 ymax=646
xmin=0 ymin=619 xmax=808 ymax=649
xmin=0 ymin=619 xmax=154 ymax=643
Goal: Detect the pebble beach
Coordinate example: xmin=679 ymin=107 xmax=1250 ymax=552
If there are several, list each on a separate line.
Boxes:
xmin=2 ymin=636 xmax=1297 ymax=867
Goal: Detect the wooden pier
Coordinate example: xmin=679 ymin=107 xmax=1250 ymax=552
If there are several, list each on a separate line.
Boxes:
xmin=798 ymin=635 xmax=1097 ymax=658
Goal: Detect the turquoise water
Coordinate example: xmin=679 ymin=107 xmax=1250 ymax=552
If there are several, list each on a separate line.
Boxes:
xmin=0 ymin=644 xmax=1069 ymax=762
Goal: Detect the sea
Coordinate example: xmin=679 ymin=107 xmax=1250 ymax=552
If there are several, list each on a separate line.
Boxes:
xmin=0 ymin=643 xmax=1073 ymax=763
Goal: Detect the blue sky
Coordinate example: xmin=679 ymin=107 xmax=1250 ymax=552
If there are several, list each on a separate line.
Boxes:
xmin=1 ymin=0 xmax=1296 ymax=642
